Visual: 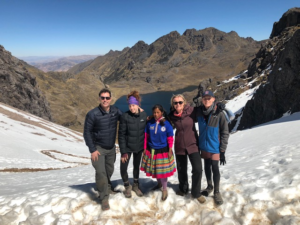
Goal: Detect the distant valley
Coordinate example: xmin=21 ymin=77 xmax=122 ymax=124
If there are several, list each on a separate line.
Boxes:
xmin=21 ymin=55 xmax=99 ymax=72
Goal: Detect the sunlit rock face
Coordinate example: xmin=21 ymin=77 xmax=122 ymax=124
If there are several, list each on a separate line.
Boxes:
xmin=238 ymin=8 xmax=300 ymax=130
xmin=0 ymin=45 xmax=52 ymax=120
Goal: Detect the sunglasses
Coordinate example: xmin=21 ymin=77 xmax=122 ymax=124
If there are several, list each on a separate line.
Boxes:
xmin=100 ymin=96 xmax=111 ymax=100
xmin=173 ymin=101 xmax=183 ymax=105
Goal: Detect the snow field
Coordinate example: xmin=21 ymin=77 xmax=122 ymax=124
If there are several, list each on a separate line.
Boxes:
xmin=1 ymin=103 xmax=300 ymax=224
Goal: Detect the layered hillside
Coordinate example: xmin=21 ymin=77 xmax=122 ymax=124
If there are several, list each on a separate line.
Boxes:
xmin=69 ymin=28 xmax=262 ymax=97
xmin=25 ymin=64 xmax=105 ymax=131
xmin=237 ymin=8 xmax=300 ymax=130
xmin=0 ymin=45 xmax=52 ymax=120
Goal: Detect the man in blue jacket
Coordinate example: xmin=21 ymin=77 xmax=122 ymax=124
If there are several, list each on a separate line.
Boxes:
xmin=196 ymin=90 xmax=229 ymax=205
xmin=83 ymin=88 xmax=122 ymax=210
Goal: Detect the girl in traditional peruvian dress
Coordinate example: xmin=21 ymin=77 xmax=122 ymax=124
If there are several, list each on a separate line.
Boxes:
xmin=141 ymin=104 xmax=176 ymax=201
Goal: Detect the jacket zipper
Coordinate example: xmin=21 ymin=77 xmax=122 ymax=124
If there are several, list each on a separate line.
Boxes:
xmin=180 ymin=117 xmax=187 ymax=149
xmin=137 ymin=114 xmax=140 ymax=144
xmin=205 ymin=114 xmax=212 ymax=148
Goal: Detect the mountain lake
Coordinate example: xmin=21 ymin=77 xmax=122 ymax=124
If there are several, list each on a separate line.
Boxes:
xmin=114 ymin=85 xmax=198 ymax=116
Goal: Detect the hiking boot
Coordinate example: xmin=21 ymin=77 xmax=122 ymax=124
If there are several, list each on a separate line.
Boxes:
xmin=196 ymin=195 xmax=206 ymax=204
xmin=176 ymin=190 xmax=186 ymax=196
xmin=132 ymin=183 xmax=143 ymax=197
xmin=161 ymin=189 xmax=168 ymax=201
xmin=201 ymin=186 xmax=213 ymax=197
xmin=214 ymin=191 xmax=223 ymax=205
xmin=101 ymin=199 xmax=110 ymax=211
xmin=123 ymin=184 xmax=132 ymax=198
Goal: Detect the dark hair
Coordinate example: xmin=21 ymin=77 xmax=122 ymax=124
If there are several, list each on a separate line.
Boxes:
xmin=99 ymin=88 xmax=111 ymax=97
xmin=127 ymin=90 xmax=141 ymax=105
xmin=152 ymin=104 xmax=170 ymax=126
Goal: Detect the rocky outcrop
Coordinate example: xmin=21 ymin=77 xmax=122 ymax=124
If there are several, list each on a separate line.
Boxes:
xmin=270 ymin=7 xmax=300 ymax=38
xmin=0 ymin=45 xmax=52 ymax=120
xmin=238 ymin=17 xmax=300 ymax=129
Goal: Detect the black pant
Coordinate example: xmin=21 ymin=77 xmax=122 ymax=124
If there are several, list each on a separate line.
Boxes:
xmin=204 ymin=159 xmax=220 ymax=192
xmin=176 ymin=151 xmax=202 ymax=198
xmin=120 ymin=150 xmax=143 ymax=183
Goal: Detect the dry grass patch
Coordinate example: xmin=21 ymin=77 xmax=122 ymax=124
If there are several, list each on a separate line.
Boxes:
xmin=41 ymin=150 xmax=89 ymax=165
xmin=0 ymin=167 xmax=71 ymax=172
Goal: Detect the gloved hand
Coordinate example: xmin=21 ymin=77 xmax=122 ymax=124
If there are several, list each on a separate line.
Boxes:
xmin=216 ymin=102 xmax=225 ymax=113
xmin=220 ymin=151 xmax=226 ymax=165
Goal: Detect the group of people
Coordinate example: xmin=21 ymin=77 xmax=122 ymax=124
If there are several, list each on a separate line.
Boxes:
xmin=83 ymin=88 xmax=229 ymax=211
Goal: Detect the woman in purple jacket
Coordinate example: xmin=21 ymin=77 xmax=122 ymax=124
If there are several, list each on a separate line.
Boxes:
xmin=168 ymin=94 xmax=206 ymax=204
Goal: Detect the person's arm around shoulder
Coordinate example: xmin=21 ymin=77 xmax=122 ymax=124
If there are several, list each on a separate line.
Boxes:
xmin=219 ymin=112 xmax=229 ymax=165
xmin=83 ymin=111 xmax=100 ymax=161
xmin=166 ymin=121 xmax=174 ymax=159
xmin=219 ymin=112 xmax=229 ymax=151
xmin=143 ymin=122 xmax=150 ymax=155
xmin=118 ymin=113 xmax=128 ymax=162
xmin=117 ymin=107 xmax=123 ymax=120
xmin=141 ymin=111 xmax=148 ymax=121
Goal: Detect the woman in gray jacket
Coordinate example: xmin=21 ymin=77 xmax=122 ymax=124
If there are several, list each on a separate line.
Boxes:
xmin=118 ymin=90 xmax=147 ymax=198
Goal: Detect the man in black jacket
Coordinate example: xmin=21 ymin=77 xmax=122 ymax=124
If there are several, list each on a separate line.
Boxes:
xmin=83 ymin=88 xmax=122 ymax=210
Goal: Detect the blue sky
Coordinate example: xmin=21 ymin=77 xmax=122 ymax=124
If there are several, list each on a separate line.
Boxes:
xmin=1 ymin=0 xmax=299 ymax=57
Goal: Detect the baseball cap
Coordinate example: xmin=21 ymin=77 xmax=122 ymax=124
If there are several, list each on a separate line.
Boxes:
xmin=202 ymin=90 xmax=214 ymax=97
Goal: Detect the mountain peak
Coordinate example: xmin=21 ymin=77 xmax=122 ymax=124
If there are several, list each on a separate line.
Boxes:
xmin=270 ymin=7 xmax=300 ymax=38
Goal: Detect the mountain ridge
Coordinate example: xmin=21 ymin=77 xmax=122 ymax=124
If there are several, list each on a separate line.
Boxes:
xmin=68 ymin=27 xmax=263 ymax=100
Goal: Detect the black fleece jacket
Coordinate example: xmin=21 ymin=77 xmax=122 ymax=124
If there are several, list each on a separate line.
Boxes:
xmin=118 ymin=110 xmax=147 ymax=154
xmin=83 ymin=105 xmax=122 ymax=153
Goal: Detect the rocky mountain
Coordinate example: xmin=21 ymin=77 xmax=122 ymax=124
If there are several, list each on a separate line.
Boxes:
xmin=0 ymin=27 xmax=264 ymax=132
xmin=68 ymin=28 xmax=263 ymax=98
xmin=186 ymin=8 xmax=300 ymax=131
xmin=237 ymin=8 xmax=300 ymax=130
xmin=28 ymin=55 xmax=99 ymax=72
xmin=15 ymin=27 xmax=260 ymax=132
xmin=270 ymin=7 xmax=300 ymax=38
xmin=24 ymin=64 xmax=105 ymax=131
xmin=0 ymin=45 xmax=52 ymax=120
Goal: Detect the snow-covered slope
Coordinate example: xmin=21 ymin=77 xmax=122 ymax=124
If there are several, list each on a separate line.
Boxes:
xmin=0 ymin=102 xmax=300 ymax=225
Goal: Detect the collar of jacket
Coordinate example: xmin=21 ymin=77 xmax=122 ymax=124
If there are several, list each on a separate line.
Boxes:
xmin=128 ymin=108 xmax=141 ymax=117
xmin=201 ymin=102 xmax=217 ymax=115
xmin=98 ymin=104 xmax=116 ymax=114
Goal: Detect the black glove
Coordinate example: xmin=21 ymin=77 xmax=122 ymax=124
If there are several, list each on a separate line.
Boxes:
xmin=216 ymin=102 xmax=225 ymax=113
xmin=220 ymin=151 xmax=226 ymax=165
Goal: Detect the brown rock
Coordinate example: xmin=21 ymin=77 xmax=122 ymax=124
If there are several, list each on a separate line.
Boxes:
xmin=0 ymin=45 xmax=52 ymax=120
